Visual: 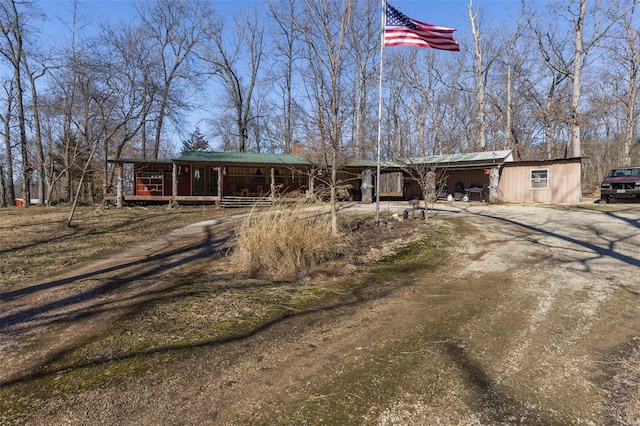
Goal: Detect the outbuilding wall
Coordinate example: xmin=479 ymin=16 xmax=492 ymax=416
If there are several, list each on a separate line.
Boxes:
xmin=498 ymin=159 xmax=582 ymax=204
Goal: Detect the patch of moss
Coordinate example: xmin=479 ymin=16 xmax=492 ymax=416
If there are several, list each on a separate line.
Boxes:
xmin=0 ymin=355 xmax=148 ymax=425
xmin=1 ymin=218 xmax=460 ymax=425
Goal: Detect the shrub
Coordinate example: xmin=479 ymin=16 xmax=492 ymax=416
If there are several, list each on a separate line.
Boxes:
xmin=234 ymin=204 xmax=350 ymax=279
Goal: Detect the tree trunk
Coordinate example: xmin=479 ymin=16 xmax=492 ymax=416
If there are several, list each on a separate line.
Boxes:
xmin=6 ymin=0 xmax=31 ymax=207
xmin=544 ymin=80 xmax=557 ymax=160
xmin=623 ymin=89 xmax=636 ymax=167
xmin=67 ymin=141 xmax=100 ymax=226
xmin=622 ymin=15 xmax=638 ymax=167
xmin=505 ymin=57 xmax=512 ymax=150
xmin=16 ymin=68 xmax=30 ymax=207
xmin=2 ymin=96 xmax=16 ymax=206
xmin=330 ymin=148 xmax=338 ymax=236
xmin=24 ymin=58 xmax=45 ymax=205
xmin=469 ymin=0 xmax=487 ymax=151
xmin=0 ymin=163 xmax=6 ymax=207
xmin=153 ymin=90 xmax=169 ymax=159
xmin=569 ymin=0 xmax=586 ymax=158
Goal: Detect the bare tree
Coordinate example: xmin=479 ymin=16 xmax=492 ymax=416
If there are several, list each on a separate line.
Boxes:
xmin=468 ymin=0 xmax=487 ymax=151
xmin=528 ymin=7 xmax=574 ymax=159
xmin=267 ymin=0 xmax=303 ymax=154
xmin=43 ymin=0 xmax=93 ymax=205
xmin=346 ymin=0 xmax=379 ymax=160
xmin=540 ymin=0 xmax=636 ymax=158
xmin=66 ymin=93 xmax=100 ymax=225
xmin=0 ymin=80 xmax=16 ymax=205
xmin=136 ymin=0 xmax=208 ymax=159
xmin=382 ymin=67 xmax=407 ymax=157
xmin=608 ymin=4 xmax=640 ymax=167
xmin=500 ymin=1 xmax=527 ymax=159
xmin=201 ymin=6 xmax=265 ymax=153
xmin=400 ymin=159 xmax=447 ymax=212
xmin=298 ymin=0 xmax=354 ymax=235
xmin=568 ymin=0 xmax=587 ymax=159
xmin=388 ymin=49 xmax=455 ymax=159
xmin=90 ymin=19 xmax=163 ymax=197
xmin=22 ymin=49 xmax=49 ymax=204
xmin=0 ymin=0 xmax=32 ymax=206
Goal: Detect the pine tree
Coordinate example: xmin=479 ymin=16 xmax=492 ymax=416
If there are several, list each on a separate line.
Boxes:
xmin=181 ymin=127 xmax=210 ymax=152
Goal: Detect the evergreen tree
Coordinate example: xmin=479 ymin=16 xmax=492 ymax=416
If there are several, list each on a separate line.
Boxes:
xmin=181 ymin=127 xmax=210 ymax=152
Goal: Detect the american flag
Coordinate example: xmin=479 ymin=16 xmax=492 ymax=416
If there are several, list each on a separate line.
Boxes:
xmin=385 ymin=2 xmax=460 ymax=51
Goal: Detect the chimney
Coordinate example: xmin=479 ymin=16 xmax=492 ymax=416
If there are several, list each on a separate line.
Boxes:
xmin=292 ymin=141 xmax=301 ymax=155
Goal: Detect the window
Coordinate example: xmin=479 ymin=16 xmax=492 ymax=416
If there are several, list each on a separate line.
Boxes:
xmin=530 ymin=169 xmax=548 ymax=189
xmin=252 ymin=168 xmax=265 ymax=183
xmin=228 ymin=167 xmax=249 ymax=184
xmin=608 ymin=167 xmax=640 ymax=177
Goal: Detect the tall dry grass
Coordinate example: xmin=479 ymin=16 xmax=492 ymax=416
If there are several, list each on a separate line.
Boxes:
xmin=234 ymin=204 xmax=350 ymax=279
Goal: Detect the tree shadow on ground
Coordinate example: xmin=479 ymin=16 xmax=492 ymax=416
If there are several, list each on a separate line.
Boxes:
xmin=0 ymin=229 xmax=440 ymax=390
xmin=458 ymin=207 xmax=640 ymax=269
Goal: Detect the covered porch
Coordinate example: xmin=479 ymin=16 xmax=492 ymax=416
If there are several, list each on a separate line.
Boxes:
xmin=108 ymin=152 xmax=317 ymax=207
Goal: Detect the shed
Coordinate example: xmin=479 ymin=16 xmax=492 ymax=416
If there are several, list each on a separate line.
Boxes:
xmin=498 ymin=157 xmax=582 ymax=204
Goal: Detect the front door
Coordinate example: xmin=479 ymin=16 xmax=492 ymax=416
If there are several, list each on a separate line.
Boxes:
xmin=193 ymin=166 xmax=206 ymax=195
xmin=176 ymin=164 xmax=191 ymax=196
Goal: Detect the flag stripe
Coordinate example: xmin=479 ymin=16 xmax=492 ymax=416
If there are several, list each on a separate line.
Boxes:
xmin=384 ymin=2 xmax=460 ymax=51
xmin=385 ymin=30 xmax=460 ymax=50
xmin=385 ymin=34 xmax=460 ymax=50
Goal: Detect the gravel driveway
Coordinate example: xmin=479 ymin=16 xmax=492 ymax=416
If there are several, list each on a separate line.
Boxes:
xmin=2 ymin=202 xmax=639 ymax=425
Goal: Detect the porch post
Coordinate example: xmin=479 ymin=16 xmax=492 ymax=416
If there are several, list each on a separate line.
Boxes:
xmin=489 ymin=166 xmax=499 ymax=203
xmin=172 ymin=162 xmax=178 ymax=208
xmin=309 ymin=169 xmax=315 ymax=198
xmin=270 ymin=167 xmax=275 ymax=201
xmin=218 ymin=167 xmax=223 ymax=200
xmin=361 ymin=169 xmax=373 ymax=203
xmin=116 ymin=164 xmax=123 ymax=208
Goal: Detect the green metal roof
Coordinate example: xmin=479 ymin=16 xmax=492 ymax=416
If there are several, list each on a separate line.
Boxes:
xmin=112 ymin=150 xmax=513 ymax=171
xmin=402 ymin=150 xmax=513 ymax=166
xmin=346 ymin=158 xmax=406 ymax=169
xmin=108 ymin=158 xmax=171 ymax=164
xmin=175 ymin=151 xmax=311 ymax=165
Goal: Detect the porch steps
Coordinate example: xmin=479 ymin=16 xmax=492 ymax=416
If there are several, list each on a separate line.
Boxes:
xmin=220 ymin=196 xmax=275 ymax=208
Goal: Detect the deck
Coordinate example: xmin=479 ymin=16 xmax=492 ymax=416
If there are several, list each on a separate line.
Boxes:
xmin=105 ymin=195 xmax=221 ymax=204
xmin=104 ymin=194 xmax=299 ymax=208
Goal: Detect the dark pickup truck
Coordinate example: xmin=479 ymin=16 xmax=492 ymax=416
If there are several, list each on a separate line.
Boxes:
xmin=600 ymin=167 xmax=640 ymax=203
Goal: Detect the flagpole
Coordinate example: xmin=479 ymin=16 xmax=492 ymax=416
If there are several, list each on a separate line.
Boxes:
xmin=375 ymin=0 xmax=386 ymax=222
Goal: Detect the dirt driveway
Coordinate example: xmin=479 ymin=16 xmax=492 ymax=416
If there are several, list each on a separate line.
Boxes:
xmin=1 ymin=203 xmax=639 ymax=425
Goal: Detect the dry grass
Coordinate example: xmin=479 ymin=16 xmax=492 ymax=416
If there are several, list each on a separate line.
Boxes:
xmin=0 ymin=203 xmax=434 ymax=425
xmin=234 ymin=203 xmax=351 ymax=279
xmin=0 ymin=204 xmax=238 ymax=291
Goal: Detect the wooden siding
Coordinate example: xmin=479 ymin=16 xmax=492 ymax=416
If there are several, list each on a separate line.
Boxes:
xmin=498 ymin=160 xmax=582 ymax=204
xmin=379 ymin=172 xmax=404 ymax=196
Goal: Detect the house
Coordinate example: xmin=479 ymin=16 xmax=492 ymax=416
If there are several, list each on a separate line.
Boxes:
xmin=109 ymin=151 xmax=313 ymax=206
xmin=107 ymin=150 xmax=582 ymax=206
